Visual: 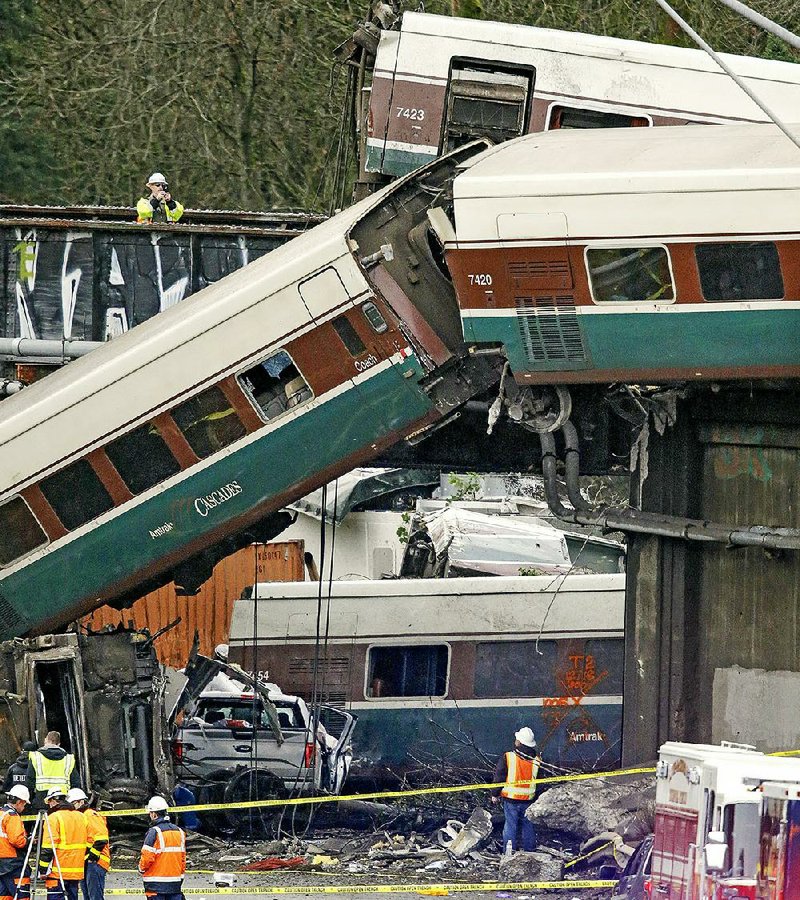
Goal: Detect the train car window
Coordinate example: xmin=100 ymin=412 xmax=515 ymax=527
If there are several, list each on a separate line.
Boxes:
xmin=586 ymin=246 xmax=675 ymax=303
xmin=548 ymin=105 xmax=649 ymax=129
xmin=172 ymin=386 xmax=247 ymax=459
xmin=366 ymin=645 xmax=449 ymax=698
xmin=332 ymin=315 xmax=367 ymax=357
xmin=105 ymin=423 xmax=181 ymax=495
xmin=0 ymin=496 xmax=48 ymax=567
xmin=361 ymin=301 xmax=388 ymax=334
xmin=238 ymin=350 xmax=313 ymax=422
xmin=474 ymin=641 xmax=557 ymax=698
xmin=695 ymin=241 xmax=784 ymax=301
xmin=443 ymin=60 xmax=533 ymax=153
xmin=39 ymin=460 xmax=115 ymax=531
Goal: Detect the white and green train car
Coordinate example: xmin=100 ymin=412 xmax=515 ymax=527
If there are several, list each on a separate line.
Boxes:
xmin=229 ymin=573 xmax=624 ymax=782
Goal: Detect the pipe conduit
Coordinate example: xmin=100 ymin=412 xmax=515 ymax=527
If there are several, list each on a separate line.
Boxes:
xmin=540 ymin=426 xmax=800 ymax=551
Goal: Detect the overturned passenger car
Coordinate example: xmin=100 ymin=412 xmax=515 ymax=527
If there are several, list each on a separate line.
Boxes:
xmin=0 ymin=630 xmax=171 ymax=803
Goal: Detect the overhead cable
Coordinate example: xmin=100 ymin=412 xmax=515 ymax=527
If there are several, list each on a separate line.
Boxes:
xmin=712 ymin=0 xmax=800 ymax=51
xmin=652 ymin=0 xmax=800 ymax=155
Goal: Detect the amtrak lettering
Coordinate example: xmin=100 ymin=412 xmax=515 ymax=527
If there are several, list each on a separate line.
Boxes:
xmin=149 ymin=522 xmax=174 ymax=539
xmin=194 ymin=481 xmax=243 ymax=517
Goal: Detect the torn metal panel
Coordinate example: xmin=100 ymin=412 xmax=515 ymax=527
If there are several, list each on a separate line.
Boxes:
xmin=0 ymin=630 xmax=169 ymax=803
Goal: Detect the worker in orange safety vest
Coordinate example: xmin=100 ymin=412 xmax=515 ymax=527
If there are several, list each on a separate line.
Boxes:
xmin=37 ymin=787 xmax=87 ymax=900
xmin=0 ymin=786 xmax=29 ymax=900
xmin=138 ymin=797 xmax=185 ymax=900
xmin=66 ymin=789 xmax=108 ymax=900
xmin=490 ymin=727 xmax=542 ymax=852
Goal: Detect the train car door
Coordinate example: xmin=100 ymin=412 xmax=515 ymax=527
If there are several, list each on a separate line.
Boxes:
xmin=441 ymin=59 xmax=534 ymax=155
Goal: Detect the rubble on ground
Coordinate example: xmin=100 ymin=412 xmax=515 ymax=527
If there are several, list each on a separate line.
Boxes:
xmin=525 ymin=773 xmax=655 ymax=842
xmin=498 ymin=848 xmax=565 ymax=882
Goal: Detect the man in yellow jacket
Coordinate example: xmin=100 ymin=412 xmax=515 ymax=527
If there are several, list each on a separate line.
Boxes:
xmin=136 ymin=173 xmax=184 ymax=224
xmin=67 ymin=789 xmax=109 ymax=900
xmin=38 ymin=787 xmax=88 ymax=900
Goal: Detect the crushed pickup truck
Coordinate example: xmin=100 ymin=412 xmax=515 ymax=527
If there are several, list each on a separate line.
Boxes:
xmin=171 ymin=649 xmax=357 ymax=820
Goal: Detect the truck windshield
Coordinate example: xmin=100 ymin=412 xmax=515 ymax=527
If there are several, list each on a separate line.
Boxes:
xmin=195 ymin=698 xmax=304 ymax=730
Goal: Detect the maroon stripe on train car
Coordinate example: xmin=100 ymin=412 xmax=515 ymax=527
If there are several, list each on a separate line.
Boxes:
xmin=369 ymin=265 xmax=452 ymax=366
xmin=20 ymin=485 xmax=68 ymax=542
xmin=152 ymin=413 xmax=199 ymax=468
xmin=88 ymin=448 xmax=134 ymax=506
xmin=379 ymin=78 xmax=446 ymax=150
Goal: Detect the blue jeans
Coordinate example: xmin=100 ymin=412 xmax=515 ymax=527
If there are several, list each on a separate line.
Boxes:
xmin=81 ymin=862 xmax=106 ymax=900
xmin=502 ymin=798 xmax=536 ymax=851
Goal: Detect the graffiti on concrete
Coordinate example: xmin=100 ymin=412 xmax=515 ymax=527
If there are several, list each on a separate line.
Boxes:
xmin=1 ymin=226 xmax=283 ymax=345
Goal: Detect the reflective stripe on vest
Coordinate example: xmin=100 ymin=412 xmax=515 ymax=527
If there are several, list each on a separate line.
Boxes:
xmin=43 ymin=809 xmax=87 ymax=880
xmin=141 ymin=825 xmax=185 ymax=885
xmin=500 ymin=751 xmax=540 ymax=801
xmin=85 ymin=809 xmax=111 ymax=871
xmin=30 ymin=752 xmax=75 ymax=793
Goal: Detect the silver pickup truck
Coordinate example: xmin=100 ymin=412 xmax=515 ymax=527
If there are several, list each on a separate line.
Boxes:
xmin=170 ymin=649 xmax=356 ymax=824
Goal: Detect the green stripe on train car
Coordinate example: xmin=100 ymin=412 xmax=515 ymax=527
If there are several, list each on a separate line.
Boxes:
xmin=463 ymin=307 xmax=800 ymax=375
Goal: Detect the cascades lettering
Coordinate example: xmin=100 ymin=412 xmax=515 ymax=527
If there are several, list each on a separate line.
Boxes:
xmin=194 ymin=481 xmax=243 ymax=517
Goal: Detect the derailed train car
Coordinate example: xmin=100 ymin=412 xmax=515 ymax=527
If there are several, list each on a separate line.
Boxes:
xmin=361 ymin=11 xmax=800 ymax=180
xmin=0 ymin=143 xmax=502 ymax=639
xmin=0 ymin=630 xmax=171 ymax=803
xmin=439 ymin=123 xmax=800 ymax=428
xmin=229 ymin=574 xmax=625 ymax=780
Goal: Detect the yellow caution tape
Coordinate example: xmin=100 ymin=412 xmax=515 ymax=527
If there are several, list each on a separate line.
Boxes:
xmin=103 ymin=881 xmax=618 ymax=894
xmin=563 ymin=839 xmax=614 ymax=870
xmin=68 ymin=765 xmax=655 ymax=820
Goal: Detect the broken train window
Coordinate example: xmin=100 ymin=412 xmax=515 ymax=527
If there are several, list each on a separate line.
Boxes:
xmin=0 ymin=496 xmax=48 ymax=566
xmin=366 ymin=644 xmax=449 ymax=698
xmin=172 ymin=385 xmax=247 ymax=459
xmin=442 ymin=60 xmax=533 ymax=153
xmin=586 ymin=246 xmax=675 ymax=304
xmin=238 ymin=350 xmax=313 ymax=421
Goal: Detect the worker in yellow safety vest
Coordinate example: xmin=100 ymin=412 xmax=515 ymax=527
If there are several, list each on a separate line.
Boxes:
xmin=136 ymin=173 xmax=184 ymax=224
xmin=37 ymin=787 xmax=88 ymax=900
xmin=66 ymin=789 xmax=109 ymax=900
xmin=490 ymin=727 xmax=542 ymax=852
xmin=26 ymin=733 xmax=80 ymax=810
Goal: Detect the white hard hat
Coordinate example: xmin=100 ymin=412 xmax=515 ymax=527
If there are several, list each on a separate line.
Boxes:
xmin=44 ymin=787 xmax=67 ymax=802
xmin=7 ymin=785 xmax=29 ymax=803
xmin=147 ymin=172 xmax=167 ymax=185
xmin=146 ymin=795 xmax=170 ymax=813
xmin=515 ymin=727 xmax=537 ymax=747
xmin=67 ymin=788 xmax=88 ymax=804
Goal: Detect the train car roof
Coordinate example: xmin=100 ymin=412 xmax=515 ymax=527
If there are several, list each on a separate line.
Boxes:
xmin=455 ymin=123 xmax=800 ymax=197
xmin=396 ymin=11 xmax=800 ymax=84
xmin=231 ymin=573 xmax=625 ymax=644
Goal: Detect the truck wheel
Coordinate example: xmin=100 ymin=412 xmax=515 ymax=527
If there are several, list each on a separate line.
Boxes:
xmin=223 ymin=767 xmax=286 ymax=837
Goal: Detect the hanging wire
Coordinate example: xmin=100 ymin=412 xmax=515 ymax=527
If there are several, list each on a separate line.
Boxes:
xmin=652 ymin=0 xmax=800 ymax=154
xmin=711 ymin=0 xmax=800 ymax=50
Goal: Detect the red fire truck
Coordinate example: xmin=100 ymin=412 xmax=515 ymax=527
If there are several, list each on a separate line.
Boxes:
xmin=650 ymin=742 xmax=800 ymax=899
